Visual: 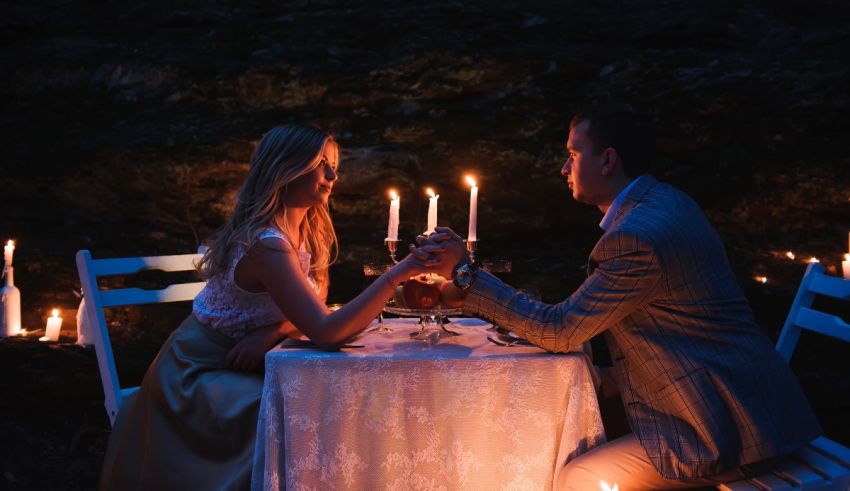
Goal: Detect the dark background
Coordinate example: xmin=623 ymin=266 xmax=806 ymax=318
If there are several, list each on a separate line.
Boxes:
xmin=2 ymin=1 xmax=849 ymax=488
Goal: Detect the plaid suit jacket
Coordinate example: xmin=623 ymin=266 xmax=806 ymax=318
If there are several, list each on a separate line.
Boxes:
xmin=463 ymin=175 xmax=821 ymax=480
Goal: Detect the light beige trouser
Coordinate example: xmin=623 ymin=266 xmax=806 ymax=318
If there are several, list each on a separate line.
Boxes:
xmin=557 ymin=434 xmax=766 ymax=491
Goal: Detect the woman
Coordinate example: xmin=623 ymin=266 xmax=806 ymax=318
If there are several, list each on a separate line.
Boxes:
xmin=100 ymin=124 xmax=430 ymax=490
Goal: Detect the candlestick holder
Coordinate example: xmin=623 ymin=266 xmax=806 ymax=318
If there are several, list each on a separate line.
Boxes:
xmin=464 ymin=239 xmax=478 ymax=264
xmin=385 ymin=239 xmax=400 ymax=264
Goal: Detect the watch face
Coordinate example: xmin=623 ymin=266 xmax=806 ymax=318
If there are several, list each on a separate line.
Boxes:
xmin=453 ymin=263 xmax=475 ymax=289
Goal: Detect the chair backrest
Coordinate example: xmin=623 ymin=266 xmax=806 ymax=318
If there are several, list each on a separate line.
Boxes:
xmin=75 ymin=249 xmax=206 ymax=426
xmin=776 ymin=262 xmax=850 ymax=362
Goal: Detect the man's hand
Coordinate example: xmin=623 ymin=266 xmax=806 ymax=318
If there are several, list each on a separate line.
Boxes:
xmin=411 ymin=226 xmax=470 ymax=278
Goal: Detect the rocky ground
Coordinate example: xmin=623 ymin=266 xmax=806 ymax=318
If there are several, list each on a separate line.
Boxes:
xmin=2 ymin=1 xmax=849 ymax=489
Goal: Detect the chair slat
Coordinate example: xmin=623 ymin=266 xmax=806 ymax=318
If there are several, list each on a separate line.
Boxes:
xmin=100 ymin=283 xmax=206 ymax=308
xmin=716 ymin=481 xmax=762 ymax=491
xmin=809 ymin=437 xmax=850 ymax=468
xmin=807 ymin=272 xmax=850 ymax=300
xmin=747 ymin=472 xmax=794 ymax=490
xmin=795 ymin=446 xmax=850 ymax=482
xmin=795 ymin=308 xmax=850 ymax=342
xmin=90 ymin=254 xmax=202 ymax=276
xmin=771 ymin=459 xmax=827 ymax=489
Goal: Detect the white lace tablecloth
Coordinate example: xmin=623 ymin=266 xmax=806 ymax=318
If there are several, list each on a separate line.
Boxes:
xmin=251 ymin=317 xmax=605 ymax=490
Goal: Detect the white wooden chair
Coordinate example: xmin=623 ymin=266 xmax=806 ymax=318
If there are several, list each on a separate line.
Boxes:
xmin=719 ymin=262 xmax=850 ymax=490
xmin=76 ymin=249 xmax=206 ymax=427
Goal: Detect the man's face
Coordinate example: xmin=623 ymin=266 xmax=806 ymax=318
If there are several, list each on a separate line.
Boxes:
xmin=561 ymin=120 xmax=607 ymax=205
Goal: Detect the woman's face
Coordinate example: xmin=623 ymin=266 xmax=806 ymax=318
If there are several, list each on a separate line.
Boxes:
xmin=285 ymin=140 xmax=339 ymax=208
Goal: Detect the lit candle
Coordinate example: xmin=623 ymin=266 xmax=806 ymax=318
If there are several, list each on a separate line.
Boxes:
xmin=41 ymin=309 xmax=62 ymax=342
xmin=465 ymin=175 xmax=478 ymax=242
xmin=754 ymin=275 xmax=768 ymax=284
xmin=3 ymin=240 xmax=13 ymax=269
xmin=785 ymin=251 xmax=795 ymax=260
xmin=386 ymin=190 xmax=400 ymax=242
xmin=425 ymin=187 xmax=439 ymax=234
xmin=842 ymin=254 xmax=850 ymax=280
xmin=808 ymin=257 xmax=819 ymax=264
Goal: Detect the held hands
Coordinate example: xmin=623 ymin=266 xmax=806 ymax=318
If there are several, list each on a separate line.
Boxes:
xmin=408 ymin=226 xmax=470 ymax=279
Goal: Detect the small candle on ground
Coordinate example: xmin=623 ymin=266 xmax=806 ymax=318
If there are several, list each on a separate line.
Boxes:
xmin=842 ymin=254 xmax=850 ymax=280
xmin=41 ymin=309 xmax=62 ymax=342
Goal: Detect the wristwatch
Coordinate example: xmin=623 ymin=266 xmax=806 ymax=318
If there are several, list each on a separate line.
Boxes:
xmin=451 ymin=261 xmax=479 ymax=290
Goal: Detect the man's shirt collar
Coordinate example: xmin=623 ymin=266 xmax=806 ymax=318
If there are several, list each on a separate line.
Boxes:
xmin=599 ymin=174 xmax=645 ymax=231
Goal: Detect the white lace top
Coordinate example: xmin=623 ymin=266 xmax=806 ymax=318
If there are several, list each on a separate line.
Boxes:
xmin=193 ymin=228 xmax=319 ymax=341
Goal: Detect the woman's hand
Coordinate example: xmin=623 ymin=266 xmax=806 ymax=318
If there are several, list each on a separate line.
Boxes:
xmin=225 ymin=321 xmax=300 ymax=373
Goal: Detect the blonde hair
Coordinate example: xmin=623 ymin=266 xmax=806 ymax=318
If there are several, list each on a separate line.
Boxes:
xmin=198 ymin=123 xmax=338 ymax=290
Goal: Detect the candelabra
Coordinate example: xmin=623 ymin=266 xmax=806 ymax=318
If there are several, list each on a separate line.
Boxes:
xmin=385 ymin=239 xmax=400 ymax=264
xmin=464 ymin=239 xmax=477 ymax=264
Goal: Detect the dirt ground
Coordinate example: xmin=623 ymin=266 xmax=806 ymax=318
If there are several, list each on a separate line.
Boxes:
xmin=2 ymin=1 xmax=849 ymax=489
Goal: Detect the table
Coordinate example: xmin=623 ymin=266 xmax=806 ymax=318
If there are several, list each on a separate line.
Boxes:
xmin=250 ymin=317 xmax=605 ymax=490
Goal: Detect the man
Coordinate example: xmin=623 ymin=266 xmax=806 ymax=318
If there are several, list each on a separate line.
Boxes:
xmin=417 ymin=106 xmax=821 ymax=489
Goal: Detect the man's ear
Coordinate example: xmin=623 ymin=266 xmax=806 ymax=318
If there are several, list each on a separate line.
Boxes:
xmin=600 ymin=147 xmax=619 ymax=176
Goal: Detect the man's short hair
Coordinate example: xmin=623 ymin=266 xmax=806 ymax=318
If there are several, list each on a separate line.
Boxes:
xmin=570 ymin=104 xmax=654 ymax=178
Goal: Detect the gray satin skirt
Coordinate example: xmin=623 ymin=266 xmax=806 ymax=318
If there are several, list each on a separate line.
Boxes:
xmin=99 ymin=314 xmax=263 ymax=491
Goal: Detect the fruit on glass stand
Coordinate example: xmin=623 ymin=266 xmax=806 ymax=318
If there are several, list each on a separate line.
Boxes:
xmin=439 ymin=281 xmax=465 ymax=308
xmin=402 ymin=274 xmax=442 ymax=309
xmin=392 ymin=285 xmax=406 ymax=308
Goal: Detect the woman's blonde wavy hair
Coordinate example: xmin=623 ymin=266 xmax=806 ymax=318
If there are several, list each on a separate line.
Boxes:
xmin=198 ymin=123 xmax=338 ymax=291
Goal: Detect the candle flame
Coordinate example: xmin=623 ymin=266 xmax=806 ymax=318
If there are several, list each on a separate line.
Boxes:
xmin=465 ymin=175 xmax=477 ymax=187
xmin=52 ymin=309 xmax=59 ymax=318
xmin=600 ymin=481 xmax=619 ymax=491
xmin=389 ymin=189 xmax=398 ymax=200
xmin=5 ymin=240 xmax=12 ymax=247
xmin=785 ymin=251 xmax=795 ymax=260
xmin=754 ymin=275 xmax=768 ymax=284
xmin=844 ymin=253 xmax=850 ymax=261
xmin=426 ymin=187 xmax=436 ymax=198
xmin=808 ymin=257 xmax=819 ymax=264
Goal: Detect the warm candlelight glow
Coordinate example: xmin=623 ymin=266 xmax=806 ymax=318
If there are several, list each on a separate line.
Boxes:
xmin=389 ymin=189 xmax=398 ymax=200
xmin=600 ymin=481 xmax=619 ymax=491
xmin=842 ymin=254 xmax=850 ymax=280
xmin=426 ymin=187 xmax=436 ymax=198
xmin=465 ymin=175 xmax=477 ymax=187
xmin=785 ymin=251 xmax=795 ymax=260
xmin=754 ymin=275 xmax=768 ymax=284
xmin=808 ymin=257 xmax=819 ymax=264
xmin=52 ymin=309 xmax=59 ymax=318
